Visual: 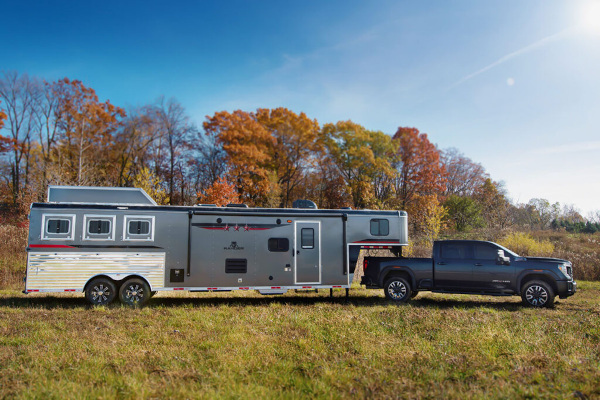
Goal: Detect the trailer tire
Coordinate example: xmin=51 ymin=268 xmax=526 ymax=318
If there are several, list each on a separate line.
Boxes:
xmin=521 ymin=280 xmax=555 ymax=308
xmin=119 ymin=278 xmax=151 ymax=307
xmin=384 ymin=276 xmax=412 ymax=303
xmin=85 ymin=277 xmax=117 ymax=306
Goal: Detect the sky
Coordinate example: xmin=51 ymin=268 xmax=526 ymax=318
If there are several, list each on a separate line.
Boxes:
xmin=1 ymin=0 xmax=599 ymax=215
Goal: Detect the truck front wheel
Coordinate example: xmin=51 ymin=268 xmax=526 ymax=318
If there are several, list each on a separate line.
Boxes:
xmin=521 ymin=280 xmax=555 ymax=308
xmin=384 ymin=276 xmax=412 ymax=303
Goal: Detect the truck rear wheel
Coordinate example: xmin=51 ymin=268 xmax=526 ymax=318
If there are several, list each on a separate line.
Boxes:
xmin=384 ymin=276 xmax=412 ymax=303
xmin=85 ymin=278 xmax=117 ymax=306
xmin=119 ymin=278 xmax=151 ymax=307
xmin=521 ymin=280 xmax=555 ymax=308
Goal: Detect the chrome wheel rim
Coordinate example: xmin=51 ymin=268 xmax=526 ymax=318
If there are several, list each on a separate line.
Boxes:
xmin=124 ymin=283 xmax=145 ymax=303
xmin=525 ymin=285 xmax=548 ymax=306
xmin=91 ymin=284 xmax=111 ymax=304
xmin=388 ymin=281 xmax=407 ymax=300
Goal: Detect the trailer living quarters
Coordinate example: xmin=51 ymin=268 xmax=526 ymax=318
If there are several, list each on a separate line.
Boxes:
xmin=25 ymin=186 xmax=408 ymax=305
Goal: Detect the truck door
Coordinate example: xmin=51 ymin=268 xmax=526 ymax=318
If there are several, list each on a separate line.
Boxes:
xmin=435 ymin=242 xmax=474 ymax=289
xmin=295 ymin=221 xmax=321 ymax=284
xmin=470 ymin=242 xmax=515 ymax=291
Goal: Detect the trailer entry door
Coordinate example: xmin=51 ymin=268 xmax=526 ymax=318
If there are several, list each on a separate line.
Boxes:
xmin=295 ymin=221 xmax=321 ymax=284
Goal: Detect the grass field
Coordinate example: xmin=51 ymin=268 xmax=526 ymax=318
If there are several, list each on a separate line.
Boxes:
xmin=1 ymin=283 xmax=599 ymax=399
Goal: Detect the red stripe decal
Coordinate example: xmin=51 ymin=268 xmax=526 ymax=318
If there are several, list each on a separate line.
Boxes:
xmin=248 ymin=228 xmax=270 ymax=230
xmin=208 ymin=288 xmax=218 ymax=290
xmin=174 ymin=288 xmax=184 ymax=290
xmin=302 ymin=286 xmax=312 ymax=289
xmin=27 ymin=289 xmax=39 ymax=292
xmin=29 ymin=244 xmax=75 ymax=249
xmin=333 ymin=286 xmax=342 ymax=288
xmin=64 ymin=289 xmax=76 ymax=292
xmin=239 ymin=287 xmax=249 ymax=290
xmin=271 ymin=286 xmax=281 ymax=289
xmin=352 ymin=240 xmax=401 ymax=244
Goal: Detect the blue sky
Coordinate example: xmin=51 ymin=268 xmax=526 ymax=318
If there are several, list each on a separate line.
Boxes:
xmin=2 ymin=0 xmax=599 ymax=214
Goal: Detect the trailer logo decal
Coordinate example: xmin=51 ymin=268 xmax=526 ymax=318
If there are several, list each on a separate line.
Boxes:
xmin=193 ymin=223 xmax=286 ymax=231
xmin=224 ymin=241 xmax=244 ymax=250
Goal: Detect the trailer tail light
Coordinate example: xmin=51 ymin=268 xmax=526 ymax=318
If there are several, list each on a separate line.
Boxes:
xmin=363 ymin=259 xmax=368 ymax=271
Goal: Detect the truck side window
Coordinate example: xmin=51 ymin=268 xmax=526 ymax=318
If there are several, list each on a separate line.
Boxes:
xmin=301 ymin=228 xmax=314 ymax=249
xmin=268 ymin=238 xmax=289 ymax=252
xmin=370 ymin=219 xmax=389 ymax=236
xmin=473 ymin=244 xmax=499 ymax=260
xmin=440 ymin=243 xmax=467 ymax=259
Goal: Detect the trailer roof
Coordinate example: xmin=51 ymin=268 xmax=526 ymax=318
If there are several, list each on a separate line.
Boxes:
xmin=47 ymin=186 xmax=157 ymax=206
xmin=31 ymin=202 xmax=406 ymax=217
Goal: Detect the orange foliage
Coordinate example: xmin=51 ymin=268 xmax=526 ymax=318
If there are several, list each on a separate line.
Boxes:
xmin=197 ymin=177 xmax=241 ymax=206
xmin=393 ymin=127 xmax=446 ymax=210
xmin=0 ymin=99 xmax=6 ymax=130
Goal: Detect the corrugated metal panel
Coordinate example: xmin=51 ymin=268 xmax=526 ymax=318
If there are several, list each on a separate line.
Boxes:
xmin=27 ymin=252 xmax=165 ymax=290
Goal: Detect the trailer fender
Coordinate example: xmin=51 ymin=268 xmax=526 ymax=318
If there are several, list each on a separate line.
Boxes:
xmin=84 ymin=273 xmax=155 ymax=291
xmin=379 ymin=266 xmax=416 ymax=289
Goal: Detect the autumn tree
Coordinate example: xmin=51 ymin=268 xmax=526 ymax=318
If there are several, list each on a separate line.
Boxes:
xmin=321 ymin=121 xmax=396 ymax=209
xmin=255 ymin=107 xmax=321 ymax=207
xmin=153 ymin=97 xmax=195 ymax=204
xmin=0 ymin=72 xmax=39 ymax=203
xmin=473 ymin=178 xmax=512 ymax=230
xmin=133 ymin=166 xmax=168 ymax=205
xmin=197 ymin=176 xmax=241 ymax=206
xmin=0 ymin=99 xmax=6 ymax=130
xmin=441 ymin=148 xmax=488 ymax=196
xmin=408 ymin=194 xmax=446 ymax=243
xmin=392 ymin=127 xmax=446 ymax=211
xmin=203 ymin=110 xmax=275 ymax=205
xmin=53 ymin=78 xmax=126 ymax=185
xmin=444 ymin=195 xmax=484 ymax=231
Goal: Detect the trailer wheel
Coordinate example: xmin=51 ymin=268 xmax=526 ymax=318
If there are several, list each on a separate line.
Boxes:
xmin=119 ymin=278 xmax=151 ymax=306
xmin=521 ymin=280 xmax=555 ymax=308
xmin=384 ymin=276 xmax=412 ymax=303
xmin=85 ymin=278 xmax=117 ymax=306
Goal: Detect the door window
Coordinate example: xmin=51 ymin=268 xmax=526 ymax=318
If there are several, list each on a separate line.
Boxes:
xmin=301 ymin=228 xmax=314 ymax=249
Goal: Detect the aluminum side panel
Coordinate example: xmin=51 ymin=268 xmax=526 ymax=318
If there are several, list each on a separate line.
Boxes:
xmin=26 ymin=252 xmax=166 ymax=290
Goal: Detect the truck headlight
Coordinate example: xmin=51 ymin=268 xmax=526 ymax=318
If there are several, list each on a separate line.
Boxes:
xmin=558 ymin=264 xmax=571 ymax=278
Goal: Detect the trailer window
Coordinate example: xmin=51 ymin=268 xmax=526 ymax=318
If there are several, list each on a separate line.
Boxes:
xmin=83 ymin=215 xmax=116 ymax=241
xmin=88 ymin=220 xmax=110 ymax=234
xmin=48 ymin=219 xmax=70 ymax=234
xmin=42 ymin=214 xmax=76 ymax=240
xmin=268 ymin=238 xmax=289 ymax=252
xmin=370 ymin=219 xmax=389 ymax=236
xmin=301 ymin=228 xmax=314 ymax=249
xmin=128 ymin=220 xmax=150 ymax=235
xmin=123 ymin=216 xmax=155 ymax=241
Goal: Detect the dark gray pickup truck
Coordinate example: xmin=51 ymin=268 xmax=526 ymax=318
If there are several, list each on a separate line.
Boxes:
xmin=361 ymin=240 xmax=577 ymax=307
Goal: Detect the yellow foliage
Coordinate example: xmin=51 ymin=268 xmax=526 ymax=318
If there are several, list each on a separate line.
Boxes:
xmin=133 ymin=167 xmax=169 ymax=205
xmin=498 ymin=231 xmax=555 ymax=257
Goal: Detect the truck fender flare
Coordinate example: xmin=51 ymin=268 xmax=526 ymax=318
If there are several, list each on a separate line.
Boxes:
xmin=379 ymin=266 xmax=416 ymax=289
xmin=516 ymin=271 xmax=558 ymax=293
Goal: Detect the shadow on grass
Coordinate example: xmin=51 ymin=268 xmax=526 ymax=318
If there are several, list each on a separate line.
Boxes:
xmin=0 ymin=291 xmax=530 ymax=311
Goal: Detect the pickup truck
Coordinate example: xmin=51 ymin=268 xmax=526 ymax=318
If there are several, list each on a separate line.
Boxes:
xmin=361 ymin=240 xmax=577 ymax=307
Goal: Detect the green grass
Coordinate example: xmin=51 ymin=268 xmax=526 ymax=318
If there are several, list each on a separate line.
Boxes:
xmin=1 ymin=283 xmax=599 ymax=399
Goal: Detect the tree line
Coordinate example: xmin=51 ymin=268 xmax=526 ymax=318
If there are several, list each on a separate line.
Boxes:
xmin=0 ymin=71 xmax=597 ymax=237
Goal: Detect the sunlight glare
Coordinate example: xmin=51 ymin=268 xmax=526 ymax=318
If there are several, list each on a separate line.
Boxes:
xmin=580 ymin=0 xmax=600 ymax=34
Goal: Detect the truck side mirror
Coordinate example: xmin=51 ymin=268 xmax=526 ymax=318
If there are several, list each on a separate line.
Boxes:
xmin=496 ymin=250 xmax=510 ymax=265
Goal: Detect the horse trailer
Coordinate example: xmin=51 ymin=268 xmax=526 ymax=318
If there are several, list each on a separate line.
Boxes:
xmin=24 ymin=186 xmax=408 ymax=305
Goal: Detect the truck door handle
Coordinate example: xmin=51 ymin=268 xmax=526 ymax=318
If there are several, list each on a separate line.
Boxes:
xmin=474 ymin=263 xmax=483 ymax=266
xmin=297 ymin=250 xmax=300 ymax=255
xmin=437 ymin=262 xmax=446 ymax=265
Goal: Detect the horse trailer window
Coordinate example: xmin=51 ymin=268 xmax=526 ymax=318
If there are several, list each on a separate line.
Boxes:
xmin=301 ymin=228 xmax=314 ymax=249
xmin=83 ymin=215 xmax=115 ymax=241
xmin=123 ymin=215 xmax=155 ymax=241
xmin=128 ymin=220 xmax=150 ymax=235
xmin=42 ymin=214 xmax=75 ymax=240
xmin=48 ymin=219 xmax=70 ymax=234
xmin=268 ymin=238 xmax=289 ymax=252
xmin=370 ymin=219 xmax=389 ymax=236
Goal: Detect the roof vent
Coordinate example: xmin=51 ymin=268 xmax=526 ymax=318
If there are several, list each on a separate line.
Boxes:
xmin=226 ymin=203 xmax=248 ymax=208
xmin=292 ymin=199 xmax=317 ymax=209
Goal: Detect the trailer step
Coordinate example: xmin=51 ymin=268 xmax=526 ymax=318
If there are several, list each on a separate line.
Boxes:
xmin=258 ymin=289 xmax=288 ymax=295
